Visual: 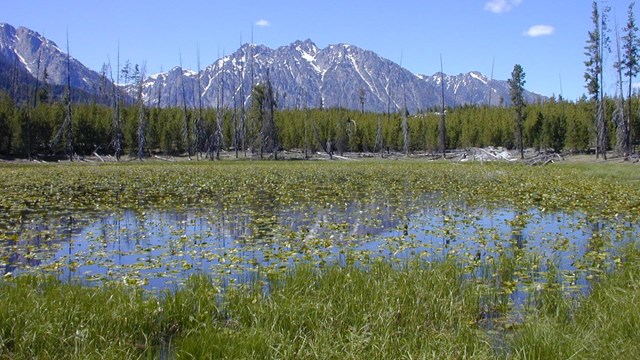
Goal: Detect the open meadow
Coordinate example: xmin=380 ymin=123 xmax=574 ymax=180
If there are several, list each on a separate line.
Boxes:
xmin=0 ymin=160 xmax=639 ymax=358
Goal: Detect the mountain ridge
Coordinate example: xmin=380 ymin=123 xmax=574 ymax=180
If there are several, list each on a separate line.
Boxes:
xmin=0 ymin=22 xmax=546 ymax=112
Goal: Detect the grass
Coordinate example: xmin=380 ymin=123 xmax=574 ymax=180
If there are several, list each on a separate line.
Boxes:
xmin=1 ymin=160 xmax=639 ymax=358
xmin=0 ymin=259 xmax=494 ymax=359
xmin=508 ymin=243 xmax=640 ymax=359
xmin=1 ymin=246 xmax=639 ymax=359
xmin=554 ymin=161 xmax=640 ymax=184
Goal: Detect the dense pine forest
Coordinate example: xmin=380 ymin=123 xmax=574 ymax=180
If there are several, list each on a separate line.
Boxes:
xmin=0 ymin=88 xmax=638 ymax=159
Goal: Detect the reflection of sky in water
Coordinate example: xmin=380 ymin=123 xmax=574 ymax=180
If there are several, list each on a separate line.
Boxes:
xmin=3 ymin=199 xmax=638 ymax=293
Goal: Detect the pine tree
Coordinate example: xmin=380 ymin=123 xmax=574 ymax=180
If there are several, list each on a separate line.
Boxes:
xmin=508 ymin=64 xmax=526 ymax=159
xmin=622 ymin=1 xmax=639 ymax=155
xmin=584 ymin=1 xmax=611 ymax=159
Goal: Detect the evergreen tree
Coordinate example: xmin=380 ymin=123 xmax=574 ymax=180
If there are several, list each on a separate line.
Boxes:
xmin=508 ymin=64 xmax=526 ymax=159
xmin=622 ymin=1 xmax=639 ymax=155
xmin=584 ymin=1 xmax=611 ymax=159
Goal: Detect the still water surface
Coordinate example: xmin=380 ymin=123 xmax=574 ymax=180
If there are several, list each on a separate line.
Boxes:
xmin=3 ymin=197 xmax=637 ymax=297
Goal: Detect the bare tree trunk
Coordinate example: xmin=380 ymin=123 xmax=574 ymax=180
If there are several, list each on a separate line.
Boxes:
xmin=614 ymin=25 xmax=629 ymax=157
xmin=112 ymin=47 xmax=122 ymax=161
xmin=375 ymin=115 xmax=384 ymax=158
xmin=402 ymin=109 xmax=409 ymax=156
xmin=136 ymin=64 xmax=146 ymax=161
xmin=196 ymin=48 xmax=204 ymax=160
xmin=304 ymin=103 xmax=309 ymax=159
xmin=262 ymin=72 xmax=278 ymax=160
xmin=27 ymin=42 xmax=43 ymax=161
xmin=179 ymin=53 xmax=192 ymax=160
xmin=439 ymin=55 xmax=447 ymax=158
xmin=52 ymin=31 xmax=74 ymax=161
xmin=215 ymin=55 xmax=224 ymax=160
xmin=598 ymin=4 xmax=610 ymax=160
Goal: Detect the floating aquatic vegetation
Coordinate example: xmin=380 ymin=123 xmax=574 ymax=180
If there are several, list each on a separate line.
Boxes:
xmin=0 ymin=162 xmax=638 ymax=309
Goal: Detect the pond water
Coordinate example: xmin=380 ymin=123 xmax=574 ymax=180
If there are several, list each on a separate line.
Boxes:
xmin=3 ymin=193 xmax=638 ymax=304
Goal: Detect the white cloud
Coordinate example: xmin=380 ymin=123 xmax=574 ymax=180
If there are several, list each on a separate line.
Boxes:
xmin=524 ymin=25 xmax=554 ymax=37
xmin=255 ymin=19 xmax=270 ymax=27
xmin=484 ymin=0 xmax=522 ymax=14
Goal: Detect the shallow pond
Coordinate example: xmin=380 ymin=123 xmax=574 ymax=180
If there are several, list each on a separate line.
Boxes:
xmin=3 ymin=193 xmax=637 ymax=304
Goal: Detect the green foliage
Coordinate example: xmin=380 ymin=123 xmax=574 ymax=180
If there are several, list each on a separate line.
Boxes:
xmin=509 ymin=244 xmax=640 ymax=359
xmin=2 ymin=245 xmax=640 ymax=359
xmin=1 ymin=88 xmax=639 ymax=157
xmin=508 ymin=64 xmax=526 ymax=158
xmin=0 ymin=260 xmax=494 ymax=359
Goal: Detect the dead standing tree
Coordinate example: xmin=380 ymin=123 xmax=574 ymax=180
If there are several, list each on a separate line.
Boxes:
xmin=215 ymin=53 xmax=225 ymax=160
xmin=614 ymin=21 xmax=628 ymax=157
xmin=439 ymin=55 xmax=447 ymax=158
xmin=263 ymin=74 xmax=279 ymax=160
xmin=111 ymin=46 xmax=123 ymax=161
xmin=249 ymin=75 xmax=278 ymax=159
xmin=621 ymin=1 xmax=639 ymax=156
xmin=195 ymin=47 xmax=205 ymax=159
xmin=179 ymin=53 xmax=192 ymax=159
xmin=401 ymin=103 xmax=409 ymax=156
xmin=374 ymin=115 xmax=384 ymax=158
xmin=51 ymin=31 xmax=74 ymax=161
xmin=585 ymin=1 xmax=611 ymax=159
xmin=136 ymin=64 xmax=147 ymax=161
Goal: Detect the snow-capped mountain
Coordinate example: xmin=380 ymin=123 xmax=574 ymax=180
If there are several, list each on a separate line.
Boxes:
xmin=140 ymin=39 xmax=544 ymax=112
xmin=0 ymin=23 xmax=545 ymax=111
xmin=0 ymin=22 xmax=111 ymax=101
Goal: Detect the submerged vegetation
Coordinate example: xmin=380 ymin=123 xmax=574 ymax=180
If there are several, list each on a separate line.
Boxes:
xmin=1 ymin=246 xmax=640 ymax=359
xmin=0 ymin=160 xmax=639 ymax=358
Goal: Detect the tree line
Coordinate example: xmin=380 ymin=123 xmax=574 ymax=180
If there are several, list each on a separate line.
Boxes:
xmin=1 ymin=0 xmax=639 ymax=160
xmin=1 ymin=88 xmax=638 ymax=159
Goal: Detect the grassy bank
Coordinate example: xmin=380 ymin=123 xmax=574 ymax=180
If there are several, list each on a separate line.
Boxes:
xmin=1 ymin=246 xmax=639 ymax=359
xmin=1 ymin=161 xmax=639 ymax=358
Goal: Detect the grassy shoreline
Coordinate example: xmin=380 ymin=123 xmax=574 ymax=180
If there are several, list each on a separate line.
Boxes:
xmin=1 ymin=246 xmax=639 ymax=359
xmin=1 ymin=161 xmax=639 ymax=358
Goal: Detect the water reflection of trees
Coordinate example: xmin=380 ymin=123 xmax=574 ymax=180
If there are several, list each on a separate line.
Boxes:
xmin=1 ymin=214 xmax=86 ymax=275
xmin=4 ymin=195 xmax=639 ymax=291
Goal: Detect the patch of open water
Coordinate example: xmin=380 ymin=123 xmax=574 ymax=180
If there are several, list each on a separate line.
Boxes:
xmin=2 ymin=197 xmax=638 ymax=304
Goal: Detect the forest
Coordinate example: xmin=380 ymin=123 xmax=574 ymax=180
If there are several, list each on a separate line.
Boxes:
xmin=0 ymin=88 xmax=638 ymax=160
xmin=1 ymin=1 xmax=639 ymax=161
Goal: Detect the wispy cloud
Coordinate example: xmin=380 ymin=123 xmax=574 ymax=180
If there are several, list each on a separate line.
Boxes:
xmin=484 ymin=0 xmax=522 ymax=14
xmin=524 ymin=25 xmax=554 ymax=37
xmin=255 ymin=19 xmax=270 ymax=27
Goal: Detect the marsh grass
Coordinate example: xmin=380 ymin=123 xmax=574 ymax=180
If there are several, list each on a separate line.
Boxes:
xmin=1 ymin=247 xmax=640 ymax=359
xmin=1 ymin=161 xmax=640 ymax=358
xmin=0 ymin=259 xmax=494 ymax=359
xmin=508 ymin=244 xmax=640 ymax=359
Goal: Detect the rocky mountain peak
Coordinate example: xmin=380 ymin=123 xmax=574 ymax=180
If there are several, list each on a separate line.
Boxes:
xmin=0 ymin=23 xmax=546 ymax=111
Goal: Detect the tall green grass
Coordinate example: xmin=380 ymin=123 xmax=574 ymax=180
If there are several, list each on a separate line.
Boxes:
xmin=177 ymin=259 xmax=493 ymax=359
xmin=508 ymin=244 xmax=640 ymax=359
xmin=0 ymin=259 xmax=494 ymax=359
xmin=2 ymin=248 xmax=640 ymax=359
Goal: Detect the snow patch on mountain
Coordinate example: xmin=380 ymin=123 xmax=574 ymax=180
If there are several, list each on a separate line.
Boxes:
xmin=470 ymin=71 xmax=488 ymax=84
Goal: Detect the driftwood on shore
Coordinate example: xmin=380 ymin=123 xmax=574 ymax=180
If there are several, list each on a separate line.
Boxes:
xmin=452 ymin=147 xmax=517 ymax=162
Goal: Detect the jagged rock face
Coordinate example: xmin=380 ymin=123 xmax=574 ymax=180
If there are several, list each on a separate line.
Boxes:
xmin=0 ymin=22 xmax=110 ymax=96
xmin=1 ymin=23 xmax=545 ymax=111
xmin=142 ymin=39 xmax=545 ymax=112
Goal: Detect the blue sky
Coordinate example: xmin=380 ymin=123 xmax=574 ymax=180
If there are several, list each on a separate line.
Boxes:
xmin=2 ymin=0 xmax=635 ymax=101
